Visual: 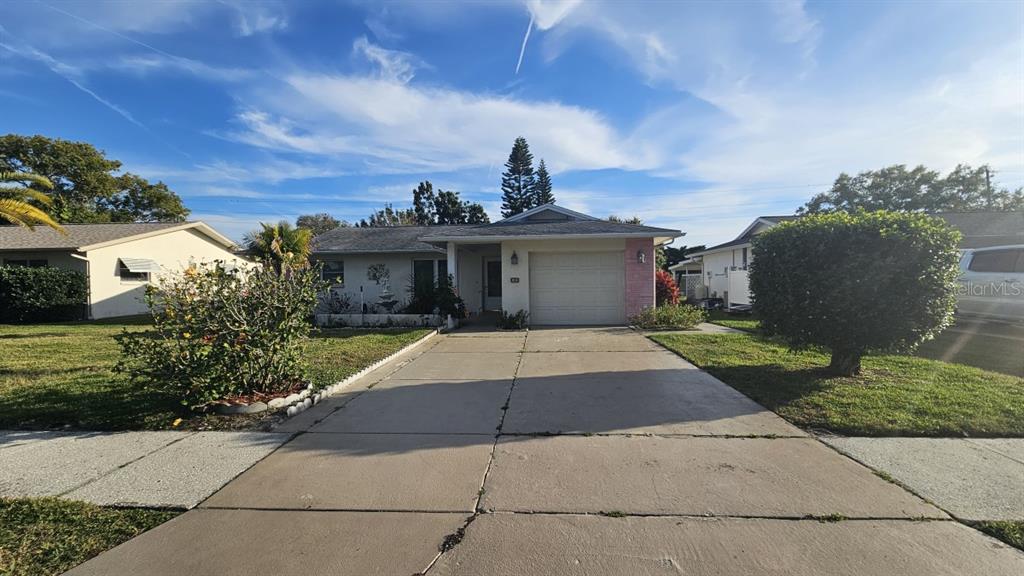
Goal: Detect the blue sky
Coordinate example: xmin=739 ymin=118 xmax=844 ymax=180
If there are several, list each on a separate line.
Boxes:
xmin=2 ymin=0 xmax=1022 ymax=245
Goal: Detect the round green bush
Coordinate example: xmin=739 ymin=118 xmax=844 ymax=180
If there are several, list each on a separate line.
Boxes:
xmin=749 ymin=211 xmax=961 ymax=375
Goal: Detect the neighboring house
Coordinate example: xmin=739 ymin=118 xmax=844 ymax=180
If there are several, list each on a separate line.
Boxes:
xmin=935 ymin=212 xmax=1024 ymax=249
xmin=693 ymin=211 xmax=1024 ymax=310
xmin=668 ymin=256 xmax=704 ymax=300
xmin=311 ymin=204 xmax=682 ymax=325
xmin=0 ymin=222 xmax=244 ymax=319
xmin=691 ymin=215 xmax=797 ymax=309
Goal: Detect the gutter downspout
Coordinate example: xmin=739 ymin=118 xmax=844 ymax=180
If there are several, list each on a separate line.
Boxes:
xmin=69 ymin=252 xmax=92 ymax=320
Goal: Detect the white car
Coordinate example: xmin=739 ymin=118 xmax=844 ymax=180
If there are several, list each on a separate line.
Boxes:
xmin=957 ymin=245 xmax=1024 ymax=322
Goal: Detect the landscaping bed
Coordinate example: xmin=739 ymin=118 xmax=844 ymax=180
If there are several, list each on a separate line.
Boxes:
xmin=649 ymin=332 xmax=1024 ymax=437
xmin=0 ymin=497 xmax=178 ymax=576
xmin=0 ymin=321 xmax=430 ymax=431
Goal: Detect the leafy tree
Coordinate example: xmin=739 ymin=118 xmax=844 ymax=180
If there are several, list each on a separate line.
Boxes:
xmin=749 ymin=211 xmax=961 ymax=376
xmin=358 ymin=203 xmax=417 ymax=227
xmin=801 ymin=164 xmax=1024 ymax=214
xmin=465 ymin=202 xmax=490 ymax=224
xmin=412 ymin=181 xmax=436 ymax=225
xmin=296 ymin=213 xmax=346 ymax=236
xmin=607 ymin=214 xmax=644 ymax=224
xmin=661 ymin=244 xmax=706 ymax=271
xmin=0 ymin=171 xmax=63 ymax=232
xmin=360 ymin=185 xmax=489 ymax=226
xmin=243 ymin=221 xmax=312 ymax=272
xmin=500 ymin=136 xmax=536 ymax=217
xmin=534 ymin=159 xmax=554 ymax=206
xmin=433 ymin=190 xmax=465 ymax=225
xmin=0 ymin=134 xmax=189 ymax=222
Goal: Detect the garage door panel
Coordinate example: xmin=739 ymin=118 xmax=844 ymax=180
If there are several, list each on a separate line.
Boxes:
xmin=529 ymin=252 xmax=625 ymax=325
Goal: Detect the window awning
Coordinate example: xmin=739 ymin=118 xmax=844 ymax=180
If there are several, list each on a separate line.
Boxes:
xmin=119 ymin=258 xmax=162 ymax=273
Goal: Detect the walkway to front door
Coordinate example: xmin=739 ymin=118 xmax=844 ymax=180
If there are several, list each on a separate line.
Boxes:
xmin=68 ymin=328 xmax=1023 ymax=575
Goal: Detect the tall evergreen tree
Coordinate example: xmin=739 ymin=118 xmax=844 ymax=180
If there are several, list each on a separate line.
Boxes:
xmin=433 ymin=190 xmax=465 ymax=225
xmin=533 ymin=159 xmax=554 ymax=206
xmin=500 ymin=136 xmax=536 ymax=218
xmin=412 ymin=181 xmax=436 ymax=225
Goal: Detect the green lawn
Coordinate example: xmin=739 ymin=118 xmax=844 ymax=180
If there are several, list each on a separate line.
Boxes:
xmin=0 ymin=497 xmax=178 ymax=576
xmin=650 ymin=332 xmax=1024 ymax=437
xmin=975 ymin=521 xmax=1024 ymax=551
xmin=705 ymin=313 xmax=1024 ymax=378
xmin=0 ymin=322 xmax=431 ymax=431
xmin=705 ymin=310 xmax=759 ymax=332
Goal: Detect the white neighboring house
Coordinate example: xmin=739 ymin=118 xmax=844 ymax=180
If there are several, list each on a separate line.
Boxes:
xmin=690 ymin=215 xmax=797 ymax=309
xmin=667 ymin=256 xmax=704 ymax=301
xmin=0 ymin=222 xmax=246 ymax=319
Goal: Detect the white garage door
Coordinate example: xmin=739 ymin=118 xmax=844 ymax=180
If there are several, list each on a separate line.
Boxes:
xmin=529 ymin=251 xmax=625 ymax=325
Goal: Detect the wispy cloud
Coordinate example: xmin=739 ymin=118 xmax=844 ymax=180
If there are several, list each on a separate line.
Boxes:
xmin=516 ymin=0 xmax=582 ymax=74
xmin=352 ymin=37 xmax=424 ymax=84
xmin=226 ymin=74 xmax=656 ymax=174
xmin=0 ymin=37 xmax=147 ymax=131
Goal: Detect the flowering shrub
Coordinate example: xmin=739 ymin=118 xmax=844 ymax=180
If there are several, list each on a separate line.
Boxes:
xmin=655 ymin=269 xmax=681 ymax=306
xmin=116 ymin=262 xmax=325 ymax=408
xmin=630 ymin=304 xmax=706 ymax=330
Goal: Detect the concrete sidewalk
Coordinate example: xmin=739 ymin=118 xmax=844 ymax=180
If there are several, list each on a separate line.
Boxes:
xmin=821 ymin=436 xmax=1024 ymax=522
xmin=0 ymin=430 xmax=289 ymax=508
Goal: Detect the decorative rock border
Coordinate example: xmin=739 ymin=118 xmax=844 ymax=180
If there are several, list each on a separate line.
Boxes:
xmin=210 ymin=328 xmax=440 ymax=420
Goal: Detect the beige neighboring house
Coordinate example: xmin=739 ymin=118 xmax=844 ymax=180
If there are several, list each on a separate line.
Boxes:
xmin=0 ymin=222 xmax=245 ymax=319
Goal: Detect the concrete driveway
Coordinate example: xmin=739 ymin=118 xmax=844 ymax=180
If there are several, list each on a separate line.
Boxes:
xmin=68 ymin=327 xmax=1024 ymax=575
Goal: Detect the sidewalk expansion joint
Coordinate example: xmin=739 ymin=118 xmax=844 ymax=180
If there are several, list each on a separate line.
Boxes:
xmin=55 ymin=431 xmax=199 ymax=498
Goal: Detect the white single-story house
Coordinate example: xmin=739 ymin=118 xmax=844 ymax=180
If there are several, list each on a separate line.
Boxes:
xmin=311 ymin=204 xmax=682 ymax=325
xmin=0 ymin=222 xmax=245 ymax=319
xmin=691 ymin=215 xmax=797 ymax=309
xmin=667 ymin=256 xmax=704 ymax=300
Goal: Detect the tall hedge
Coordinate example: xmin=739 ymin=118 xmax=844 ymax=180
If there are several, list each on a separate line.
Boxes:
xmin=0 ymin=265 xmax=88 ymax=323
xmin=749 ymin=211 xmax=961 ymax=375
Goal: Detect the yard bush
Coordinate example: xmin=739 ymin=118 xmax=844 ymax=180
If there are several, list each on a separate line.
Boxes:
xmin=404 ymin=274 xmax=466 ymax=317
xmin=630 ymin=304 xmax=706 ymax=330
xmin=0 ymin=265 xmax=87 ymax=323
xmin=497 ymin=309 xmax=529 ymax=330
xmin=115 ymin=262 xmax=325 ymax=408
xmin=655 ymin=269 xmax=681 ymax=306
xmin=749 ymin=211 xmax=961 ymax=376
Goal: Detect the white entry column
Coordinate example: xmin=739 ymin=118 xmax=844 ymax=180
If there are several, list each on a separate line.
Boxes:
xmin=446 ymin=241 xmax=459 ymax=294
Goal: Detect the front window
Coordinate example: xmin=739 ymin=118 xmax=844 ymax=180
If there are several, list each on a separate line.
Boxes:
xmin=414 ymin=259 xmax=435 ymax=288
xmin=437 ymin=259 xmax=448 ymax=283
xmin=321 ymin=260 xmax=344 ymax=283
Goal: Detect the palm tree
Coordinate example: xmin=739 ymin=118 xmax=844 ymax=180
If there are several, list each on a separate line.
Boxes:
xmin=243 ymin=221 xmax=312 ymax=272
xmin=0 ymin=171 xmax=64 ymax=233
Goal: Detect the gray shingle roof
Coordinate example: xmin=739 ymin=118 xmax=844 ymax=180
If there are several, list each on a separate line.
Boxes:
xmin=312 ymin=226 xmax=453 ymax=254
xmin=419 ymin=219 xmax=681 ymax=240
xmin=936 ymin=212 xmax=1024 ymax=248
xmin=0 ymin=222 xmax=185 ymax=251
xmin=697 ymin=215 xmax=798 ymax=253
xmin=311 ymin=219 xmax=681 ymax=254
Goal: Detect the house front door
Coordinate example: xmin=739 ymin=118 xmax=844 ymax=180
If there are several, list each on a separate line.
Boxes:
xmin=484 ymin=258 xmax=502 ymax=310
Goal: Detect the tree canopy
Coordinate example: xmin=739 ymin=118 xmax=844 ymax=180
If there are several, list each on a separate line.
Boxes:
xmin=801 ymin=164 xmax=1024 ymax=214
xmin=243 ymin=221 xmax=312 ymax=272
xmin=0 ymin=134 xmax=189 ymax=223
xmin=360 ymin=181 xmax=489 ymax=226
xmin=534 ymin=159 xmax=554 ymax=206
xmin=750 ymin=211 xmax=961 ymax=376
xmin=296 ymin=213 xmax=346 ymax=236
xmin=500 ymin=136 xmax=537 ymax=217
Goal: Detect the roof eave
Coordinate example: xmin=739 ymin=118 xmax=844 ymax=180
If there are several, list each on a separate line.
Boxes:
xmin=419 ymin=231 xmax=683 ymax=243
xmin=76 ymin=222 xmax=237 ymax=252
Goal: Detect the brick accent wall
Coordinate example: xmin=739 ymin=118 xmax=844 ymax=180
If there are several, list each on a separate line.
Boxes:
xmin=625 ymin=237 xmax=655 ymax=318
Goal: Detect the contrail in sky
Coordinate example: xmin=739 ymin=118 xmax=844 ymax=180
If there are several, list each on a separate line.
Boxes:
xmin=515 ymin=15 xmax=534 ymax=75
